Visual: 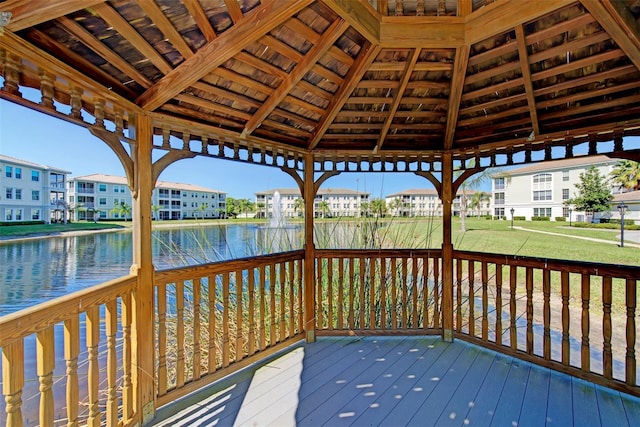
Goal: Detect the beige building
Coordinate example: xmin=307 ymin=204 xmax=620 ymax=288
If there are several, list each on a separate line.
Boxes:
xmin=67 ymin=174 xmax=226 ymax=221
xmin=0 ymin=155 xmax=70 ymax=223
xmin=386 ymin=189 xmax=491 ymax=217
xmin=255 ymin=188 xmax=370 ymax=218
xmin=491 ymin=155 xmax=623 ymax=221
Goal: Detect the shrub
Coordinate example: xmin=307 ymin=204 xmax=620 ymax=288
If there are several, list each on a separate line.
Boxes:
xmin=573 ymin=222 xmax=640 ymax=230
xmin=555 ymin=216 xmax=567 ymax=222
xmin=532 ymin=216 xmax=551 ymax=221
xmin=513 ymin=216 xmax=526 ymax=221
xmin=0 ymin=220 xmax=46 ymax=226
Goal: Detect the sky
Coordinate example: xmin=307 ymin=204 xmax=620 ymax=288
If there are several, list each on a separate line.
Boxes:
xmin=0 ymin=98 xmax=444 ymax=200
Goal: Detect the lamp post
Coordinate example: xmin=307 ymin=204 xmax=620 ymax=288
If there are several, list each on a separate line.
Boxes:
xmin=510 ymin=208 xmax=515 ymax=230
xmin=569 ymin=208 xmax=572 ymax=226
xmin=617 ymin=202 xmax=628 ymax=247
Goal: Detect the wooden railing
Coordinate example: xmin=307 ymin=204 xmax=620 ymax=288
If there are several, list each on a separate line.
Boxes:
xmin=153 ymin=250 xmax=305 ymax=407
xmin=0 ymin=275 xmax=137 ymax=426
xmin=315 ymin=249 xmax=443 ymax=335
xmin=453 ymin=250 xmax=640 ymax=396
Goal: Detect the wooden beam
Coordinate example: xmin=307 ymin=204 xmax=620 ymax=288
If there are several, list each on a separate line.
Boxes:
xmin=183 ymin=0 xmax=217 ymax=42
xmin=374 ymin=48 xmax=420 ymax=153
xmin=224 ymin=0 xmax=244 ymax=23
xmin=57 ymin=16 xmax=152 ymax=89
xmin=3 ymin=0 xmax=104 ymax=32
xmin=152 ymin=151 xmax=197 ymax=185
xmin=303 ymin=153 xmax=316 ymax=342
xmin=580 ymin=0 xmax=640 ymax=72
xmin=243 ymin=19 xmax=349 ymax=135
xmin=308 ymin=43 xmax=381 ymax=150
xmin=444 ymin=44 xmax=470 ymax=149
xmin=137 ymin=0 xmax=313 ymax=111
xmin=93 ymin=2 xmax=172 ymax=74
xmin=137 ymin=0 xmax=193 ymax=59
xmin=465 ymin=0 xmax=575 ymax=44
xmin=321 ymin=0 xmax=380 ymax=44
xmin=379 ymin=16 xmax=465 ymax=48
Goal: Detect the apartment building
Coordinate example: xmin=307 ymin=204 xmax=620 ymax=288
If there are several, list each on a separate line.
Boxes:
xmin=385 ymin=189 xmax=491 ymax=217
xmin=0 ymin=155 xmax=70 ymax=223
xmin=67 ymin=174 xmax=226 ymax=221
xmin=491 ymin=155 xmax=622 ymax=221
xmin=255 ymin=188 xmax=370 ymax=218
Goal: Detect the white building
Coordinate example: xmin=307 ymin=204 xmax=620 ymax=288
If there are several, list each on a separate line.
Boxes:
xmin=610 ymin=191 xmax=640 ymax=224
xmin=67 ymin=174 xmax=226 ymax=221
xmin=491 ymin=155 xmax=622 ymax=221
xmin=385 ymin=189 xmax=491 ymax=217
xmin=255 ymin=188 xmax=370 ymax=218
xmin=0 ymin=155 xmax=70 ymax=223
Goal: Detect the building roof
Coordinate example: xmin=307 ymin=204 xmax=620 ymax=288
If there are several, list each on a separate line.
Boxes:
xmin=504 ymin=155 xmax=618 ymax=176
xmin=0 ymin=154 xmax=71 ymax=174
xmin=386 ymin=188 xmax=481 ymax=198
xmin=69 ymin=174 xmax=225 ymax=194
xmin=613 ymin=190 xmax=640 ymax=203
xmin=256 ymin=188 xmax=369 ymax=196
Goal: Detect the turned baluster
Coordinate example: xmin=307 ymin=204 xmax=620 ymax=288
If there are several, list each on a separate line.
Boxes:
xmin=543 ymin=269 xmax=551 ymax=360
xmin=115 ymin=109 xmax=124 ymax=136
xmin=201 ymin=136 xmax=209 ymax=155
xmin=219 ymin=140 xmax=225 ymax=157
xmin=581 ymin=274 xmax=591 ymax=373
xmin=162 ymin=127 xmax=171 ymax=148
xmin=93 ymin=98 xmax=105 ymax=128
xmin=561 ymin=271 xmax=570 ymax=365
xmin=456 ymin=260 xmax=462 ymax=332
xmin=395 ymin=1 xmax=403 ymax=16
xmin=602 ymin=276 xmax=613 ymax=379
xmin=39 ymin=69 xmax=55 ymax=110
xmin=509 ymin=266 xmax=517 ymax=350
xmin=481 ymin=262 xmax=488 ymax=341
xmin=248 ymin=269 xmax=256 ymax=355
xmin=3 ymin=341 xmax=24 ymax=427
xmin=69 ymin=86 xmax=83 ymax=120
xmin=193 ymin=278 xmax=202 ymax=379
xmin=36 ymin=328 xmax=55 ymax=426
xmin=182 ymin=132 xmax=190 ymax=151
xmin=176 ymin=280 xmax=185 ymax=387
xmin=526 ymin=267 xmax=533 ymax=354
xmin=64 ymin=317 xmax=79 ymax=427
xmin=416 ymin=0 xmax=425 ymax=16
xmin=208 ymin=275 xmax=218 ymax=372
xmin=121 ymin=293 xmax=133 ymax=420
xmin=468 ymin=261 xmax=475 ymax=337
xmin=495 ymin=263 xmax=503 ymax=346
xmin=626 ymin=278 xmax=637 ymax=386
xmin=437 ymin=0 xmax=446 ymax=15
xmin=86 ymin=306 xmax=101 ymax=427
xmin=105 ymin=300 xmax=118 ymax=426
xmin=2 ymin=52 xmax=21 ymax=96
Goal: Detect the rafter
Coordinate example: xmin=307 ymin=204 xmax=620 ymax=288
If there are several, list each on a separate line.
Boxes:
xmin=93 ymin=2 xmax=172 ymax=74
xmin=3 ymin=0 xmax=103 ymax=32
xmin=580 ymin=0 xmax=640 ymax=72
xmin=224 ymin=0 xmax=244 ymax=23
xmin=136 ymin=0 xmax=313 ymax=111
xmin=243 ymin=19 xmax=349 ymax=135
xmin=182 ymin=0 xmax=216 ymax=42
xmin=308 ymin=43 xmax=382 ymax=150
xmin=57 ymin=16 xmax=152 ymax=89
xmin=137 ymin=0 xmax=193 ymax=59
xmin=321 ymin=0 xmax=380 ymax=44
xmin=444 ymin=45 xmax=470 ymax=150
xmin=374 ymin=48 xmax=420 ymax=153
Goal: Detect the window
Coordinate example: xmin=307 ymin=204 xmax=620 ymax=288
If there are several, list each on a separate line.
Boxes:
xmin=5 ymin=188 xmax=13 ymax=199
xmin=562 ymin=170 xmax=569 ymax=181
xmin=5 ymin=209 xmax=13 ymax=221
xmin=15 ymin=189 xmax=21 ymax=200
xmin=171 ymin=200 xmax=181 ymax=208
xmin=563 ymin=207 xmax=571 ymax=217
xmin=533 ymin=190 xmax=552 ymax=201
xmin=32 ymin=190 xmax=40 ymax=201
xmin=15 ymin=168 xmax=21 ymax=179
xmin=32 ymin=209 xmax=40 ymax=220
xmin=15 ymin=209 xmax=22 ymax=221
xmin=533 ymin=207 xmax=552 ymax=217
xmin=5 ymin=166 xmax=12 ymax=178
xmin=159 ymin=189 xmax=170 ymax=197
xmin=99 ymin=198 xmax=107 ymax=205
xmin=494 ymin=192 xmax=505 ymax=205
xmin=32 ymin=170 xmax=40 ymax=182
xmin=562 ymin=188 xmax=570 ymax=200
xmin=100 ymin=211 xmax=107 ymax=219
xmin=494 ymin=207 xmax=505 ymax=218
xmin=99 ymin=184 xmax=107 ymax=192
xmin=494 ymin=177 xmax=505 ymax=190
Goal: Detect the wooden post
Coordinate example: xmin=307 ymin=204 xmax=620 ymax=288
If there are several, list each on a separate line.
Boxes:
xmin=441 ymin=152 xmax=454 ymax=342
xmin=303 ymin=153 xmax=316 ymax=342
xmin=129 ymin=113 xmax=156 ymax=423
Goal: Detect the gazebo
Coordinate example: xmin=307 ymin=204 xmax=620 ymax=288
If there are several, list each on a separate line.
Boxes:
xmin=1 ymin=1 xmax=640 ymax=425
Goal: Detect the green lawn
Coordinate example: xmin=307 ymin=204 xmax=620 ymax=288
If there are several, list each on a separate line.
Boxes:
xmin=0 ymin=222 xmax=126 ymax=237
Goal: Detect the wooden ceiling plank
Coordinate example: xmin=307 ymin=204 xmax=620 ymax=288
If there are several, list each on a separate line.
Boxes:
xmin=459 ymin=93 xmax=528 ymax=115
xmin=310 ymin=63 xmax=344 ymax=85
xmin=458 ymin=105 xmax=530 ymax=126
xmin=467 ymin=39 xmax=518 ymax=68
xmin=27 ymin=28 xmax=137 ymax=98
xmin=272 ymin=108 xmax=318 ymax=128
xmin=136 ymin=0 xmax=313 ymax=110
xmin=347 ymin=96 xmax=393 ymax=103
xmin=262 ymin=119 xmax=313 ymax=137
xmin=515 ymin=25 xmax=539 ymax=137
xmin=464 ymin=60 xmax=521 ymax=86
xmin=375 ymin=48 xmax=420 ymax=153
xmin=191 ymin=81 xmax=262 ymax=109
xmin=525 ymin=13 xmax=596 ymax=46
xmin=465 ymin=0 xmax=575 ymax=45
xmin=321 ymin=0 xmax=380 ymax=44
xmin=537 ymin=80 xmax=640 ymax=109
xmin=224 ymin=0 xmax=244 ymax=23
xmin=235 ymin=51 xmax=288 ymax=79
xmin=176 ymin=93 xmax=252 ymax=120
xmin=243 ymin=19 xmax=349 ymax=135
xmin=210 ymin=68 xmax=274 ymax=95
xmin=4 ymin=0 xmax=104 ymax=32
xmin=531 ymin=49 xmax=625 ymax=82
xmin=369 ymin=61 xmax=453 ymax=72
xmin=298 ymin=80 xmax=335 ymax=100
xmin=580 ymin=0 xmax=640 ymax=72
xmin=444 ymin=44 xmax=470 ymax=149
xmin=161 ymin=103 xmax=244 ymax=129
xmin=539 ymin=93 xmax=640 ymax=121
xmin=92 ymin=2 xmax=172 ymax=74
xmin=461 ymin=77 xmax=524 ymax=101
xmin=57 ymin=16 xmax=152 ymax=89
xmin=137 ymin=0 xmax=193 ymax=59
xmin=284 ymin=95 xmax=325 ymax=116
xmin=533 ymin=64 xmax=637 ymax=97
xmin=260 ymin=35 xmax=304 ymax=62
xmin=182 ymin=0 xmax=217 ymax=42
xmin=308 ymin=43 xmax=382 ymax=150
xmin=527 ymin=31 xmax=610 ymax=65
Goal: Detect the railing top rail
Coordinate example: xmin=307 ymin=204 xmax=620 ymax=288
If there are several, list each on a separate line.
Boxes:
xmin=155 ymin=249 xmax=305 ymax=283
xmin=0 ymin=274 xmax=137 ymax=345
xmin=315 ymin=248 xmax=443 ymax=258
xmin=454 ymin=249 xmax=640 ymax=279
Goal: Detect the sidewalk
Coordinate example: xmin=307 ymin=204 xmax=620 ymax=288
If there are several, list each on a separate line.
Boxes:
xmin=513 ymin=226 xmax=640 ymax=249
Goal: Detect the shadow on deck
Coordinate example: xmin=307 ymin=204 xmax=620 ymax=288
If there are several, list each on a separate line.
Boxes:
xmin=151 ymin=337 xmax=640 ymax=426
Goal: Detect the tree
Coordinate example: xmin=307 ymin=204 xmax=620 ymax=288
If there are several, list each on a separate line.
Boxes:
xmin=566 ymin=165 xmax=613 ymax=222
xmin=468 ymin=191 xmax=490 ymax=218
xmin=237 ymin=199 xmax=254 ymax=217
xmin=318 ymin=200 xmax=330 ymax=218
xmin=225 ymin=197 xmax=238 ymax=218
xmin=389 ymin=197 xmax=403 ymax=217
xmin=457 ymin=166 xmax=499 ymax=232
xmin=196 ymin=203 xmax=208 ymax=219
xmin=111 ymin=202 xmax=132 ymax=221
xmin=369 ymin=198 xmax=387 ymax=217
xmin=256 ymin=202 xmax=266 ymax=219
xmin=293 ymin=197 xmax=304 ymax=217
xmin=151 ymin=204 xmax=161 ymax=220
xmin=610 ymin=160 xmax=640 ymax=191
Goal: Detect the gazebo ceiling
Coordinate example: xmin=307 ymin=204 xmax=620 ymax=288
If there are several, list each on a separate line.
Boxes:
xmin=2 ymin=0 xmax=640 ymax=167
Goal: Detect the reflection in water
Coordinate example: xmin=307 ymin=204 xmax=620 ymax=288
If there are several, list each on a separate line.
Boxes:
xmin=0 ymin=224 xmax=305 ymax=316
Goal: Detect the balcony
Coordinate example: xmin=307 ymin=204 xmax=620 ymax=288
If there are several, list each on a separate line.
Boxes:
xmin=1 ymin=249 xmax=638 ymax=426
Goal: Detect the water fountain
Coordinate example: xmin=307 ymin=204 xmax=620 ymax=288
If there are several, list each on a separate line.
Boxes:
xmin=269 ymin=191 xmax=286 ymax=228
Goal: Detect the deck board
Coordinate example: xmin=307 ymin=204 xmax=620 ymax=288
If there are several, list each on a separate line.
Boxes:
xmin=150 ymin=337 xmax=640 ymax=427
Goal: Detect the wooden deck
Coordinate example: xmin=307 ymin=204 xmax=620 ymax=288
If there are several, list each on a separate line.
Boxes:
xmin=151 ymin=337 xmax=640 ymax=427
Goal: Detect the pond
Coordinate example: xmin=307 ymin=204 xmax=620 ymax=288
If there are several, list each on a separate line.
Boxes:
xmin=0 ymin=223 xmax=305 ymax=316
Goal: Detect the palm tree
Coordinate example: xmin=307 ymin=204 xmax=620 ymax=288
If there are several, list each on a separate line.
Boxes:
xmin=610 ymin=160 xmax=640 ymax=191
xmin=151 ymin=204 xmax=161 ymax=220
xmin=111 ymin=202 xmax=132 ymax=221
xmin=256 ymin=202 xmax=266 ymax=219
xmin=468 ymin=192 xmax=490 ymax=218
xmin=293 ymin=197 xmax=304 ymax=217
xmin=457 ymin=165 xmax=504 ymax=232
xmin=369 ymin=198 xmax=387 ymax=217
xmin=237 ymin=199 xmax=254 ymax=217
xmin=196 ymin=203 xmax=208 ymax=219
xmin=389 ymin=197 xmax=403 ymax=217
xmin=318 ymin=200 xmax=330 ymax=218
